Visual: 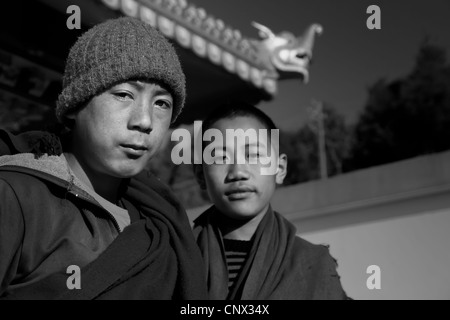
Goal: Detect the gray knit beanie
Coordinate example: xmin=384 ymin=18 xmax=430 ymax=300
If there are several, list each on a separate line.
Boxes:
xmin=56 ymin=16 xmax=186 ymax=124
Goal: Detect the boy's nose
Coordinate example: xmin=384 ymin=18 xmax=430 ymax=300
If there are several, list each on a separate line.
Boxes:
xmin=225 ymin=163 xmax=250 ymax=182
xmin=129 ymin=100 xmax=153 ymax=134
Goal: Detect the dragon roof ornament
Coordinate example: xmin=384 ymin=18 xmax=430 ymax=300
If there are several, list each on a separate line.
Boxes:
xmin=101 ymin=0 xmax=322 ymax=95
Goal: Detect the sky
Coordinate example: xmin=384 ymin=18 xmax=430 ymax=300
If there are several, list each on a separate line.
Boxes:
xmin=191 ymin=0 xmax=450 ymax=132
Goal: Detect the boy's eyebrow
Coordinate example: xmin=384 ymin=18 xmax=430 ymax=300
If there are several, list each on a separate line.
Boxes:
xmin=153 ymin=87 xmax=172 ymax=97
xmin=127 ymin=81 xmax=172 ymax=97
xmin=246 ymin=142 xmax=267 ymax=149
xmin=211 ymin=138 xmax=270 ymax=150
xmin=212 ymin=145 xmax=227 ymax=152
xmin=218 ymin=142 xmax=269 ymax=150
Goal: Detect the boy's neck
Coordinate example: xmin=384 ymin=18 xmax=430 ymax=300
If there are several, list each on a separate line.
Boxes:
xmin=64 ymin=152 xmax=122 ymax=204
xmin=220 ymin=205 xmax=269 ymax=241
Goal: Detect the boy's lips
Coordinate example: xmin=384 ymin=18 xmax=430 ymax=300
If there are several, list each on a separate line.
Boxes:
xmin=120 ymin=143 xmax=149 ymax=157
xmin=225 ymin=185 xmax=256 ymax=200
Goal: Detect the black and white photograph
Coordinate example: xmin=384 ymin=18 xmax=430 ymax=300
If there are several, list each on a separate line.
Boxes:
xmin=0 ymin=0 xmax=449 ymax=306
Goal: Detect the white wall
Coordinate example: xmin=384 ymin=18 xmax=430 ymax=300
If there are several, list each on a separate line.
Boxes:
xmin=301 ymin=208 xmax=450 ymax=300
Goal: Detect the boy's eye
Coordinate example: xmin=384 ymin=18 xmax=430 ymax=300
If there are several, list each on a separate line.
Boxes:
xmin=214 ymin=154 xmax=228 ymax=162
xmin=155 ymin=99 xmax=172 ymax=110
xmin=211 ymin=149 xmax=229 ymax=164
xmin=113 ymin=91 xmax=134 ymax=100
xmin=247 ymin=146 xmax=267 ymax=158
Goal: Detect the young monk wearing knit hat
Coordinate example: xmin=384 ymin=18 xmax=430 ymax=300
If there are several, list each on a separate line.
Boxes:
xmin=0 ymin=17 xmax=207 ymax=300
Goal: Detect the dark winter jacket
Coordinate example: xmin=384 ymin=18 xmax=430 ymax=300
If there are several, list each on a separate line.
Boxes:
xmin=0 ymin=130 xmax=208 ymax=299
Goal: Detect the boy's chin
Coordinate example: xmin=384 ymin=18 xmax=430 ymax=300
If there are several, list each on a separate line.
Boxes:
xmin=222 ymin=203 xmax=266 ymax=220
xmin=111 ymin=165 xmax=146 ymax=179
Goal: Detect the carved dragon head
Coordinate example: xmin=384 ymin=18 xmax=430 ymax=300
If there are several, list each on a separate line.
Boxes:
xmin=252 ymin=22 xmax=323 ymax=83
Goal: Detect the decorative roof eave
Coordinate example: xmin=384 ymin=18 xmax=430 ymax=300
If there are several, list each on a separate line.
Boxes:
xmin=100 ymin=0 xmax=322 ymax=96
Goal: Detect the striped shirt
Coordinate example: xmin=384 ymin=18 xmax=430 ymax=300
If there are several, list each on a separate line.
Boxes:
xmin=223 ymin=238 xmax=252 ymax=290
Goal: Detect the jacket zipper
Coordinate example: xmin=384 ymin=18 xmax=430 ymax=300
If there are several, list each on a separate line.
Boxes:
xmin=68 ymin=189 xmax=122 ymax=233
xmin=0 ymin=165 xmax=123 ymax=233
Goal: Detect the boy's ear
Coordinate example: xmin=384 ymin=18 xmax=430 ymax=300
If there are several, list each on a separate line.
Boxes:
xmin=193 ymin=164 xmax=207 ymax=190
xmin=64 ymin=107 xmax=81 ymax=120
xmin=65 ymin=101 xmax=87 ymax=121
xmin=275 ymin=153 xmax=288 ymax=185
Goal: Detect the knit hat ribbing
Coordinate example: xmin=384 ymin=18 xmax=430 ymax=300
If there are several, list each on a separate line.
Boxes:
xmin=56 ymin=16 xmax=186 ymax=124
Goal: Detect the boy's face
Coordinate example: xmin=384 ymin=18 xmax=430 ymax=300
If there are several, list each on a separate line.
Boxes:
xmin=198 ymin=115 xmax=287 ymax=220
xmin=68 ymin=80 xmax=173 ymax=179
